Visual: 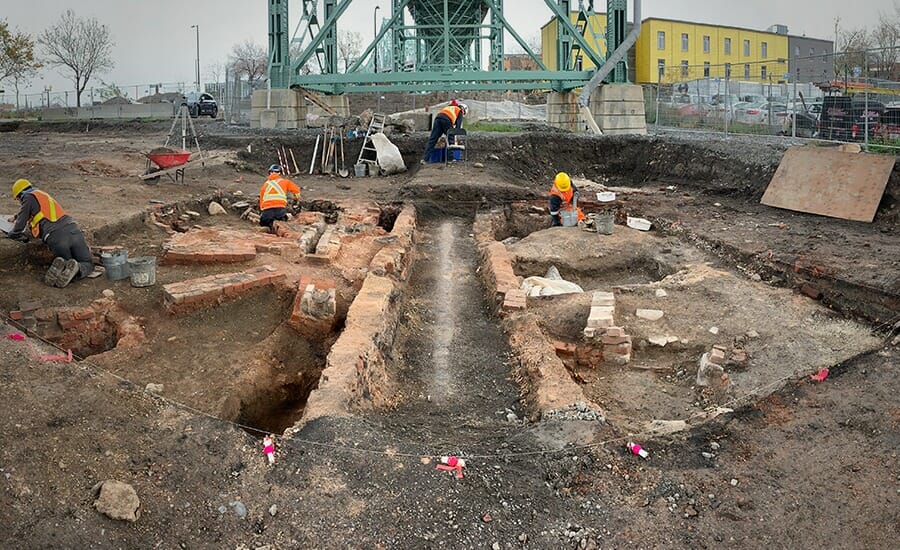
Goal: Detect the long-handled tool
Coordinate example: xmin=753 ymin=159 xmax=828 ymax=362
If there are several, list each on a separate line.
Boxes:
xmin=338 ymin=133 xmax=349 ymax=177
xmin=309 ymin=135 xmax=320 ymax=175
xmin=324 ymin=127 xmax=336 ymax=175
xmin=290 ymin=148 xmax=300 ymax=175
xmin=280 ymin=146 xmax=290 ymax=174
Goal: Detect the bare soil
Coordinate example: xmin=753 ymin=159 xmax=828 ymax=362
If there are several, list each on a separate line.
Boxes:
xmin=0 ymin=122 xmax=897 ymax=548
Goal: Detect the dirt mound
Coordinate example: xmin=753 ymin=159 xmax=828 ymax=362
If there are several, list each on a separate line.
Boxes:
xmin=71 ymin=159 xmax=129 ymax=177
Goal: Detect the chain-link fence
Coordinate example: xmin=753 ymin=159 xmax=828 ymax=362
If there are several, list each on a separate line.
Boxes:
xmin=643 ymin=46 xmax=900 ymax=153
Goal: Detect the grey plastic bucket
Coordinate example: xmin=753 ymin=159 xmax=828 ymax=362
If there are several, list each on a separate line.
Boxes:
xmin=354 ymin=163 xmax=368 ymax=177
xmin=101 ymin=249 xmax=129 ymax=281
xmin=594 ymin=213 xmax=615 ymax=235
xmin=127 ymin=256 xmax=156 ymax=287
xmin=560 ymin=208 xmax=579 ymax=227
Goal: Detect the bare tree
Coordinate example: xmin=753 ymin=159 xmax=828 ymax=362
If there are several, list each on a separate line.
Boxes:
xmin=205 ymin=61 xmax=224 ymax=95
xmin=834 ymin=27 xmax=871 ymax=81
xmin=0 ymin=20 xmax=41 ymax=109
xmin=337 ymin=30 xmax=362 ymax=73
xmin=38 ymin=10 xmax=114 ymax=107
xmin=870 ymin=11 xmax=900 ymax=80
xmin=229 ymin=40 xmax=267 ymax=90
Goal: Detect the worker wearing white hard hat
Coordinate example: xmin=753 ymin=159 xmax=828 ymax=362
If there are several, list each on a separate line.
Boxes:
xmin=421 ymin=101 xmax=468 ymax=164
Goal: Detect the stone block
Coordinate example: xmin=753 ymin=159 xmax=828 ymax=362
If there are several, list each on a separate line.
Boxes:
xmin=696 ymin=353 xmax=725 ymax=387
xmin=591 ymin=291 xmax=615 ymax=307
xmin=605 ymin=326 xmax=625 ymax=337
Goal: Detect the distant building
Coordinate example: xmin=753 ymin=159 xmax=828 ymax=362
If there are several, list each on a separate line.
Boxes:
xmin=540 ymin=14 xmax=832 ymax=84
xmin=503 ymin=54 xmax=541 ymax=71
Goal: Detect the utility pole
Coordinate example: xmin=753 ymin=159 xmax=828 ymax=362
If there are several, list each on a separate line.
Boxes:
xmin=191 ymin=25 xmax=201 ymax=92
xmin=373 ymin=5 xmax=381 ymax=74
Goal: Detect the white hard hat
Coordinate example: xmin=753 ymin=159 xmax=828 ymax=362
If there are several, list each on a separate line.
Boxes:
xmin=459 ymin=103 xmax=469 ymax=115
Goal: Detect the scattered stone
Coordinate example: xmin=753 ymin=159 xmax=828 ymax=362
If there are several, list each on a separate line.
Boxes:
xmin=101 ymin=289 xmax=115 ymax=298
xmin=185 ymin=210 xmax=201 ymax=218
xmin=684 ymin=506 xmax=699 ymax=518
xmin=519 ymin=533 xmax=528 ymax=543
xmin=645 ymin=419 xmax=688 ymax=436
xmin=746 ymin=330 xmax=759 ymax=339
xmin=93 ymin=480 xmax=140 ymax=522
xmin=750 ymin=273 xmax=762 ymax=282
xmin=473 ymin=162 xmax=485 ymax=168
xmin=218 ymin=505 xmax=228 ymax=514
xmin=145 ymin=383 xmax=164 ymax=394
xmin=730 ymin=478 xmax=739 ymax=487
xmin=492 ymin=543 xmax=501 ymax=550
xmin=708 ymin=326 xmax=720 ymax=335
xmin=702 ymin=452 xmax=715 ymax=459
xmin=230 ymin=202 xmax=250 ymax=210
xmin=506 ymin=412 xmax=518 ymax=423
xmin=207 ymin=201 xmax=227 ymax=215
xmin=268 ymin=504 xmax=278 ymax=517
xmin=229 ymin=500 xmax=248 ymax=519
xmin=696 ymin=353 xmax=725 ymax=387
xmin=648 ymin=335 xmax=670 ymax=347
xmin=655 ymin=288 xmax=668 ymax=298
xmin=482 ymin=513 xmax=493 ymax=523
xmin=710 ymin=441 xmax=721 ymax=451
xmin=636 ymin=309 xmax=664 ymax=321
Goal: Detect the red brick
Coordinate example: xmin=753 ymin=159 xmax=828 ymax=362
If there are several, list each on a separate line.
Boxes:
xmin=604 ymin=342 xmax=632 ymax=355
xmin=601 ymin=334 xmax=631 ymax=345
xmin=72 ymin=308 xmax=95 ymax=321
xmin=605 ymin=326 xmax=625 ymax=337
xmin=553 ymin=341 xmax=576 ymax=356
xmin=800 ymin=284 xmax=822 ymax=300
xmin=9 ymin=311 xmax=24 ymax=321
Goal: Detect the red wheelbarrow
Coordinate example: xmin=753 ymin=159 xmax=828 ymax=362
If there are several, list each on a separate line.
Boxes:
xmin=142 ymin=147 xmax=193 ymax=183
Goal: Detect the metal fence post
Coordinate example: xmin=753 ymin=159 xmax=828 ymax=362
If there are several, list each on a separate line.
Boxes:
xmin=655 ymin=83 xmax=661 ymax=130
xmin=864 ymin=48 xmax=869 ymax=151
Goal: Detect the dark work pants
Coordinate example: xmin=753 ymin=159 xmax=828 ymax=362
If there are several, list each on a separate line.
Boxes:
xmin=44 ymin=221 xmax=93 ymax=279
xmin=259 ymin=207 xmax=288 ymax=229
xmin=422 ymin=114 xmax=455 ymax=162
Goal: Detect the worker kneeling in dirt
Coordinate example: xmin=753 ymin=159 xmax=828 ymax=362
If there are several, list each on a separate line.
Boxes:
xmin=258 ymin=164 xmax=301 ymax=233
xmin=421 ymin=101 xmax=468 ymax=164
xmin=548 ymin=172 xmax=585 ymax=227
xmin=7 ymin=179 xmax=94 ymax=288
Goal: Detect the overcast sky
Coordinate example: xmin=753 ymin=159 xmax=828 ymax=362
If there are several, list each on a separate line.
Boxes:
xmin=1 ymin=0 xmax=894 ymax=98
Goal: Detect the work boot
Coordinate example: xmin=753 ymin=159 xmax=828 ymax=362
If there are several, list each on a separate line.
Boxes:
xmin=56 ymin=259 xmax=80 ymax=288
xmin=44 ymin=257 xmax=66 ymax=287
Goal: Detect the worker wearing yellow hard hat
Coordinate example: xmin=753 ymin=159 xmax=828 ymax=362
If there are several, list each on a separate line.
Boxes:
xmin=7 ymin=179 xmax=94 ymax=288
xmin=549 ymin=172 xmax=585 ymax=227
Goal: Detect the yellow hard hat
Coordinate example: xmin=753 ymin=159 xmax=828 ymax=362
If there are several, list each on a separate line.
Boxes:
xmin=554 ymin=172 xmax=571 ymax=192
xmin=12 ymin=179 xmax=32 ymax=199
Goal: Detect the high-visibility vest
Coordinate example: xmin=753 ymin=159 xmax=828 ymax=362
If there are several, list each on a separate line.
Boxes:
xmin=550 ymin=187 xmax=575 ymax=210
xmin=438 ymin=105 xmax=463 ymax=125
xmin=28 ymin=190 xmax=66 ymax=238
xmin=259 ymin=177 xmax=288 ymax=210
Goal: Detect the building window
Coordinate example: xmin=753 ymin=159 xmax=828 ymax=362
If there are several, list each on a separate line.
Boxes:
xmin=762 ymin=42 xmax=768 ymax=58
xmin=703 ymin=62 xmax=711 ymax=77
xmin=681 ymin=60 xmax=689 ymax=77
xmin=657 ymin=31 xmax=665 ymax=50
xmin=703 ymin=35 xmax=710 ymax=53
xmin=724 ymin=38 xmax=732 ymax=55
xmin=823 ymin=50 xmax=828 ymax=63
xmin=761 ymin=65 xmax=767 ymax=79
xmin=795 ymin=46 xmax=800 ymax=56
xmin=744 ymin=63 xmax=751 ymax=78
xmin=658 ymin=58 xmax=666 ymax=78
xmin=681 ymin=33 xmax=689 ymax=51
xmin=810 ymin=47 xmax=815 ymax=56
xmin=744 ymin=39 xmax=751 ymax=56
xmin=725 ymin=63 xmax=732 ymax=78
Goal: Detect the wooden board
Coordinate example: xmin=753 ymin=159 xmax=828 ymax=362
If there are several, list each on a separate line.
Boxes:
xmin=761 ymin=147 xmax=895 ymax=222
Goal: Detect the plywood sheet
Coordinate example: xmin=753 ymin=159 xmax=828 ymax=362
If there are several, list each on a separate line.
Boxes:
xmin=761 ymin=147 xmax=895 ymax=222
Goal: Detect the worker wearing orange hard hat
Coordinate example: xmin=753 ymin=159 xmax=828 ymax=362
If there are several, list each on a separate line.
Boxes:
xmin=548 ymin=172 xmax=585 ymax=227
xmin=258 ymin=164 xmax=301 ymax=233
xmin=421 ymin=101 xmax=468 ymax=164
xmin=7 ymin=179 xmax=94 ymax=287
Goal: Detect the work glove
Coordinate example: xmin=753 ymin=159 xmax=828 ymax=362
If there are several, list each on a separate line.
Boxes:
xmin=8 ymin=233 xmax=29 ymax=243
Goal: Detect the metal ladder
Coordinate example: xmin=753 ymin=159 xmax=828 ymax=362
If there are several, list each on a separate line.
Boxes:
xmin=356 ymin=113 xmax=386 ymax=169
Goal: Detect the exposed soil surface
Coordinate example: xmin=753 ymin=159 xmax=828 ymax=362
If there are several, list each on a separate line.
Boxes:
xmin=0 ymin=121 xmax=897 ymax=548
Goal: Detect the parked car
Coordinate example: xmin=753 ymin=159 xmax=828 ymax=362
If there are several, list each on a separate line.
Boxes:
xmin=818 ymin=96 xmax=883 ymax=141
xmin=181 ymin=92 xmax=218 ymax=118
xmin=734 ymin=101 xmax=768 ymax=124
xmin=677 ymin=102 xmax=713 ymax=118
xmin=874 ymin=107 xmax=900 ymax=140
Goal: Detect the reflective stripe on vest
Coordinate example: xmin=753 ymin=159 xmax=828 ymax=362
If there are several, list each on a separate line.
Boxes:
xmin=29 ymin=190 xmax=66 ymax=238
xmin=260 ymin=179 xmax=287 ymax=209
xmin=438 ymin=106 xmax=461 ymax=125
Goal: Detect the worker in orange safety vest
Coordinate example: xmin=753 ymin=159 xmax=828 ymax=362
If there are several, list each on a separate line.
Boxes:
xmin=258 ymin=164 xmax=301 ymax=232
xmin=6 ymin=179 xmax=94 ymax=287
xmin=548 ymin=172 xmax=585 ymax=227
xmin=421 ymin=101 xmax=468 ymax=164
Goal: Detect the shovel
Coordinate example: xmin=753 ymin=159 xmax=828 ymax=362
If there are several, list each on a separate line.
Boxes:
xmin=338 ymin=133 xmax=349 ymax=178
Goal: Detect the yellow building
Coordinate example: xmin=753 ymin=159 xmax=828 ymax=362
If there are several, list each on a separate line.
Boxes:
xmin=541 ymin=12 xmax=609 ymax=71
xmin=636 ymin=18 xmax=788 ymax=84
xmin=541 ymin=15 xmax=789 ymax=84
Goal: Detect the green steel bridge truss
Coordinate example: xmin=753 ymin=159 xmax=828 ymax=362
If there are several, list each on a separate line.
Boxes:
xmin=267 ymin=0 xmax=630 ymax=94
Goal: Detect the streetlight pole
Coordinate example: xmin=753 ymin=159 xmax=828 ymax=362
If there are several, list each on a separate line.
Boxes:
xmin=191 ymin=25 xmax=201 ymax=92
xmin=373 ymin=6 xmax=380 ymax=74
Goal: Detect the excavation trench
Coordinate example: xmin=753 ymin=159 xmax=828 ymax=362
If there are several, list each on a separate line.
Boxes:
xmin=381 ymin=215 xmax=522 ymax=443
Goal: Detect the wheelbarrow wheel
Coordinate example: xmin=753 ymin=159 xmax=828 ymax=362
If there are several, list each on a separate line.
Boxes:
xmin=143 ymin=165 xmax=161 ymax=184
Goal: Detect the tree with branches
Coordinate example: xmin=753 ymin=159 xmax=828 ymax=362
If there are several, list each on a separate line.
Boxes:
xmin=38 ymin=10 xmax=114 ymax=108
xmin=229 ymin=40 xmax=267 ymax=90
xmin=337 ymin=30 xmax=362 ymax=73
xmin=0 ymin=20 xmax=41 ymax=109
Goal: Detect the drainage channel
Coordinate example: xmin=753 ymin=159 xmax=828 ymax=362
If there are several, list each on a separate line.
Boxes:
xmin=382 ymin=217 xmax=522 ymax=445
